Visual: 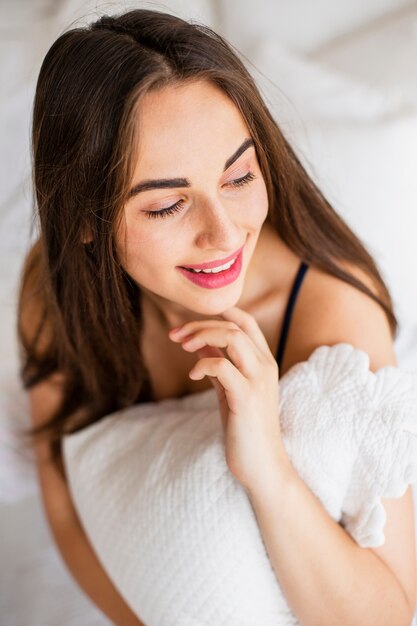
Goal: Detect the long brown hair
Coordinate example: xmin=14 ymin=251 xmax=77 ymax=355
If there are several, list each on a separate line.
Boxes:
xmin=17 ymin=8 xmax=398 ymax=471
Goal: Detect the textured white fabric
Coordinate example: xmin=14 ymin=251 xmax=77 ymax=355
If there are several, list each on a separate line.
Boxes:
xmin=62 ymin=342 xmax=417 ymax=626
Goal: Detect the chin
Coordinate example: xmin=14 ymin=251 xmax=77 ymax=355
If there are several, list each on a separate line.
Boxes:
xmin=189 ymin=292 xmax=242 ymax=318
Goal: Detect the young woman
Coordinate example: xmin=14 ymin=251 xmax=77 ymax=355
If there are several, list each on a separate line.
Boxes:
xmin=17 ymin=8 xmax=416 ymax=626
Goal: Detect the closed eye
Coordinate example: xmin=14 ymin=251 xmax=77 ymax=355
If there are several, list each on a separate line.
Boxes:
xmin=228 ymin=171 xmax=256 ymax=188
xmin=143 ymin=171 xmax=257 ymax=220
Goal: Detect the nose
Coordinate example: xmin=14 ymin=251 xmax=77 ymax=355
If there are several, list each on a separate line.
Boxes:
xmin=194 ymin=197 xmax=243 ymax=251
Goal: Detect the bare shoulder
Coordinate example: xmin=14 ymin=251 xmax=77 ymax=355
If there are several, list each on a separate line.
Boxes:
xmin=293 ymin=262 xmax=417 ymax=617
xmin=280 ymin=260 xmax=398 ymax=375
xmin=280 ymin=259 xmax=417 ymax=615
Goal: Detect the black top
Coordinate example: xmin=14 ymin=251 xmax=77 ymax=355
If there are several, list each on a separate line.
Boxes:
xmin=276 ymin=261 xmax=309 ymax=369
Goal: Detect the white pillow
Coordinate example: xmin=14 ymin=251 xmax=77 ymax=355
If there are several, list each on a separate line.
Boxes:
xmin=49 ymin=0 xmax=217 ymax=36
xmin=311 ymin=4 xmax=417 ymax=107
xmin=63 ymin=343 xmax=417 ymax=626
xmin=218 ymin=0 xmax=412 ymax=54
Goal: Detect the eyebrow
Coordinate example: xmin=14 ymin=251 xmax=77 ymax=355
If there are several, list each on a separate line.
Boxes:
xmin=127 ymin=137 xmax=255 ymax=198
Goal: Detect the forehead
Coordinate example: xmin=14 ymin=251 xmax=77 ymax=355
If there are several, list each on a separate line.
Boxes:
xmin=133 ymin=80 xmax=251 ymax=173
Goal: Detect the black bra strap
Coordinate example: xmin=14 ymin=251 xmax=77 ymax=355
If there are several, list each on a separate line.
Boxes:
xmin=276 ymin=261 xmax=309 ymax=368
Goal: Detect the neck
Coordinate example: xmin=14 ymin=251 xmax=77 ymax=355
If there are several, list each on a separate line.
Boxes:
xmin=141 ymin=288 xmax=225 ymax=332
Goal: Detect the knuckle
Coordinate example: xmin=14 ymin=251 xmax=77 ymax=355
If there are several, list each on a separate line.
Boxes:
xmin=218 ymin=357 xmax=230 ymax=371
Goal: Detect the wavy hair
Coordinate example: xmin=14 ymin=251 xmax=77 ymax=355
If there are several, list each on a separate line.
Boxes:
xmin=17 ymin=8 xmax=398 ymax=471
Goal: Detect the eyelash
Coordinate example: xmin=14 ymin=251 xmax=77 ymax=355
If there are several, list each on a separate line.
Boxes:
xmin=144 ymin=171 xmax=257 ymax=220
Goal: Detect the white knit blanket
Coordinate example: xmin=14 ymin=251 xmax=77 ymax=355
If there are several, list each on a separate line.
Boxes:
xmin=62 ymin=343 xmax=417 ymax=626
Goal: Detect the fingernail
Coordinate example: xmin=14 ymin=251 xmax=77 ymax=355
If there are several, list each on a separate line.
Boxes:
xmin=169 ymin=326 xmax=183 ymax=337
xmin=189 ymin=369 xmax=202 ymax=380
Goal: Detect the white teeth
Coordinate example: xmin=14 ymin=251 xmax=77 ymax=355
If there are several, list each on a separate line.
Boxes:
xmin=189 ymin=257 xmax=237 ymax=274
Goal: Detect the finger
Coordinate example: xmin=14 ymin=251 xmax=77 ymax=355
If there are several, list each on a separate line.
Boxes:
xmin=181 ymin=326 xmax=261 ymax=379
xmin=189 ymin=356 xmax=247 ymax=408
xmin=221 ymin=306 xmax=274 ymax=359
xmin=196 ymin=347 xmax=229 ymax=433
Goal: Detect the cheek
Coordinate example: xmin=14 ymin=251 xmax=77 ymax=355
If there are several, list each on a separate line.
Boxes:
xmin=129 ymin=230 xmax=180 ymax=270
xmin=247 ymin=182 xmax=269 ymax=223
xmin=115 ymin=215 xmax=184 ymax=282
xmin=114 ymin=220 xmax=151 ymax=271
xmin=120 ymin=215 xmax=161 ymax=252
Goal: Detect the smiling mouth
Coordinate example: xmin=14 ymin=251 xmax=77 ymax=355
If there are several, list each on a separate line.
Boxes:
xmin=177 ymin=248 xmax=243 ymax=289
xmin=179 ymin=245 xmax=244 ymax=272
xmin=182 ymin=256 xmax=238 ymax=273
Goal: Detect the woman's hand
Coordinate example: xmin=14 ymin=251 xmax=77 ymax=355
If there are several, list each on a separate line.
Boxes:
xmin=168 ymin=306 xmax=289 ymax=494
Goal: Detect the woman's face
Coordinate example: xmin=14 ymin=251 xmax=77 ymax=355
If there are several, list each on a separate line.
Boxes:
xmin=115 ymin=79 xmax=269 ymax=326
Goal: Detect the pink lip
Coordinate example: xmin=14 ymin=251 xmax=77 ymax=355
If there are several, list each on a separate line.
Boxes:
xmin=180 ymin=245 xmax=244 ymax=270
xmin=177 ymin=248 xmax=243 ymax=289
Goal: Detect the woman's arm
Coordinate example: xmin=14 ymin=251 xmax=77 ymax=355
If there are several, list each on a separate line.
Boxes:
xmin=18 ymin=257 xmax=146 ymax=626
xmin=30 ymin=377 xmax=146 ymax=626
xmin=247 ymin=460 xmax=415 ymax=626
xmin=244 ymin=268 xmax=417 ymax=626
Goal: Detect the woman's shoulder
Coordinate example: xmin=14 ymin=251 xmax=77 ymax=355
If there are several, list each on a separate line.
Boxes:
xmin=281 ymin=258 xmax=397 ymax=376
